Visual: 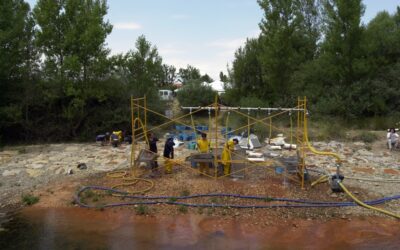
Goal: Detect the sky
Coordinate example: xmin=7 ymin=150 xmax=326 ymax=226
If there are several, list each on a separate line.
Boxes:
xmin=26 ymin=0 xmax=400 ymax=81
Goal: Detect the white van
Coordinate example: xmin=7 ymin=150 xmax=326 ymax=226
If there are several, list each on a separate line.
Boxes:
xmin=159 ymin=89 xmax=174 ymax=101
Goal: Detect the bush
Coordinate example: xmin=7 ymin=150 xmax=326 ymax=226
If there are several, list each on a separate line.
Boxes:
xmin=135 ymin=204 xmax=149 ymax=215
xmin=353 ymin=131 xmax=378 ymax=143
xmin=22 ymin=194 xmax=39 ymax=206
xmin=180 ymin=189 xmax=190 ymax=197
xmin=307 ymin=118 xmax=347 ymax=141
xmin=177 ymin=80 xmax=217 ymax=107
xmin=178 ymin=205 xmax=188 ymax=213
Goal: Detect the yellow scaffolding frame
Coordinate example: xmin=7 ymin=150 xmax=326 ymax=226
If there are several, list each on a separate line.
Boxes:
xmin=130 ymin=95 xmax=337 ymax=189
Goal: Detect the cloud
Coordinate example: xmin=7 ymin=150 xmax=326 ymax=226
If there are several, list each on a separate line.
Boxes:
xmin=171 ymin=14 xmax=189 ymax=20
xmin=114 ymin=22 xmax=142 ymax=30
xmin=159 ymin=45 xmax=185 ymax=56
xmin=206 ymin=38 xmax=247 ymax=50
xmin=207 ymin=30 xmax=260 ymax=50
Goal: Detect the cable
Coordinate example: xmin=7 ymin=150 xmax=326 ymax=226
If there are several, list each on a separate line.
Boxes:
xmin=346 ymin=176 xmax=400 ymax=183
xmin=75 ymin=186 xmax=400 ymax=211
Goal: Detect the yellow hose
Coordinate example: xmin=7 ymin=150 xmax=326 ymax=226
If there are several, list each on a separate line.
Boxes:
xmin=311 ymin=175 xmax=329 ymax=187
xmin=304 ymin=115 xmax=342 ymax=163
xmin=339 ymin=182 xmax=400 ymax=219
xmin=106 ymin=170 xmax=154 ymax=196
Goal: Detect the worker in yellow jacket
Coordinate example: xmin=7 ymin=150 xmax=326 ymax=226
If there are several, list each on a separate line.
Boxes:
xmin=221 ymin=138 xmax=239 ymax=176
xmin=196 ymin=133 xmax=210 ymax=176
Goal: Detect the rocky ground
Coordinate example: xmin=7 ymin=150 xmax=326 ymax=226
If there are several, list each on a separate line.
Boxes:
xmin=0 ymin=133 xmax=400 ymax=221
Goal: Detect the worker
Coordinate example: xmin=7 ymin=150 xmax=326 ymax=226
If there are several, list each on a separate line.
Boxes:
xmin=147 ymin=133 xmax=159 ymax=171
xmin=110 ymin=130 xmax=123 ymax=147
xmin=197 ymin=133 xmax=210 ymax=176
xmin=221 ymin=138 xmax=239 ymax=176
xmin=110 ymin=132 xmax=120 ymax=147
xmin=163 ymin=137 xmax=175 ymax=174
xmin=387 ymin=128 xmax=399 ymax=150
xmin=112 ymin=130 xmax=123 ymax=141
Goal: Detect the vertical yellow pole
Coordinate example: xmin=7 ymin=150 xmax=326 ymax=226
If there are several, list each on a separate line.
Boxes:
xmin=130 ymin=97 xmax=135 ymax=176
xmin=301 ymin=96 xmax=307 ymax=189
xmin=144 ymin=95 xmax=147 ymax=133
xmin=289 ymin=112 xmax=293 ymax=149
xmin=297 ymin=97 xmax=303 ymax=189
xmin=214 ymin=94 xmax=218 ymax=179
xmin=137 ymin=98 xmax=140 ymax=132
xmin=297 ymin=97 xmax=300 ymax=144
xmin=269 ymin=116 xmax=272 ymax=143
xmin=247 ymin=109 xmax=250 ymax=149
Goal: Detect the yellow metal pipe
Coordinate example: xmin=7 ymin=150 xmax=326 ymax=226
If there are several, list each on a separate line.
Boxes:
xmin=214 ymin=94 xmax=218 ymax=180
xmin=132 ymin=102 xmax=214 ymax=137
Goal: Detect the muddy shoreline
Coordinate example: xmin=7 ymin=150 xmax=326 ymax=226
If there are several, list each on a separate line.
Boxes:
xmin=1 ymin=139 xmax=400 ymax=223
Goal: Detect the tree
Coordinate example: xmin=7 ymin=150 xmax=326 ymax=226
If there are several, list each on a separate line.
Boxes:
xmin=177 ymin=80 xmax=216 ymax=107
xmin=0 ymin=0 xmax=38 ymax=142
xmin=115 ymin=35 xmax=163 ymax=97
xmin=230 ymin=38 xmax=264 ymax=99
xmin=34 ymin=0 xmax=112 ymax=82
xmin=219 ymin=71 xmax=229 ymax=83
xmin=111 ymin=35 xmax=164 ymax=124
xmin=33 ymin=0 xmax=114 ymax=137
xmin=178 ymin=65 xmax=201 ymax=83
xmin=200 ymin=74 xmax=213 ymax=83
xmin=363 ymin=11 xmax=400 ymax=76
xmin=161 ymin=64 xmax=176 ymax=88
xmin=257 ymin=0 xmax=319 ymax=104
xmin=320 ymin=0 xmax=365 ymax=87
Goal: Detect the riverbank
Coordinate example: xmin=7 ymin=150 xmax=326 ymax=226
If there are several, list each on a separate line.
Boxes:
xmin=0 ymin=135 xmax=400 ymax=220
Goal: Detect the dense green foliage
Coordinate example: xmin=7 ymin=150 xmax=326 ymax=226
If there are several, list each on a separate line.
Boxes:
xmin=226 ymin=0 xmax=400 ymax=121
xmin=0 ymin=0 xmax=202 ymax=143
xmin=176 ymin=80 xmax=216 ymax=108
xmin=1 ymin=0 xmax=400 ymax=144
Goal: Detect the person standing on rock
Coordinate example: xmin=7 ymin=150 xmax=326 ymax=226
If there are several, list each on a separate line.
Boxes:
xmin=147 ymin=133 xmax=159 ymax=171
xmin=387 ymin=128 xmax=399 ymax=150
xmin=163 ymin=137 xmax=175 ymax=174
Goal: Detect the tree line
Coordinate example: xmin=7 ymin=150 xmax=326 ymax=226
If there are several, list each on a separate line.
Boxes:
xmin=0 ymin=0 xmax=214 ymax=143
xmin=2 ymin=0 xmax=399 ymax=143
xmin=224 ymin=0 xmax=400 ymax=120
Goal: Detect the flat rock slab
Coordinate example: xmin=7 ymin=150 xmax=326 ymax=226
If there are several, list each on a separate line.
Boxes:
xmin=383 ymin=169 xmax=400 ymax=175
xmin=26 ymin=169 xmax=44 ymax=178
xmin=352 ymin=167 xmax=375 ymax=174
xmin=0 ymin=150 xmax=19 ymax=156
xmin=64 ymin=146 xmax=81 ymax=152
xmin=2 ymin=169 xmax=22 ymax=177
xmin=26 ymin=163 xmax=45 ymax=169
xmin=356 ymin=149 xmax=374 ymax=157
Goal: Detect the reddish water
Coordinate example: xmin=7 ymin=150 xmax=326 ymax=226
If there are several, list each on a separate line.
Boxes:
xmin=1 ymin=207 xmax=399 ymax=249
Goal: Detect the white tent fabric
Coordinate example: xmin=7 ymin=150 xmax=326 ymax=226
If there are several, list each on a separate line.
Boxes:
xmin=202 ymin=80 xmax=227 ymax=93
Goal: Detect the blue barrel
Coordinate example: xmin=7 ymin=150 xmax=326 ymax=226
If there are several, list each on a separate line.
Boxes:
xmin=275 ymin=166 xmax=284 ymax=174
xmin=175 ymin=125 xmax=185 ymax=131
xmin=187 ymin=141 xmax=195 ymax=149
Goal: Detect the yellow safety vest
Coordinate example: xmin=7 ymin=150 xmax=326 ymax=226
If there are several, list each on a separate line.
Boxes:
xmin=197 ymin=139 xmax=210 ymax=153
